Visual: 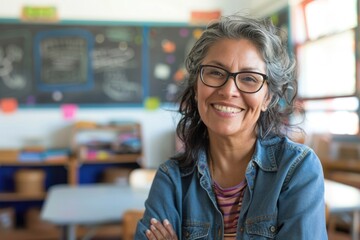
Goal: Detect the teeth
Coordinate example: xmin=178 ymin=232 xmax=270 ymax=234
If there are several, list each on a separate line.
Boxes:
xmin=213 ymin=104 xmax=242 ymax=113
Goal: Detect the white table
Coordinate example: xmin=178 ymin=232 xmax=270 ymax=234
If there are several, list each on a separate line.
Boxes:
xmin=325 ymin=179 xmax=360 ymax=240
xmin=41 ymin=184 xmax=149 ymax=240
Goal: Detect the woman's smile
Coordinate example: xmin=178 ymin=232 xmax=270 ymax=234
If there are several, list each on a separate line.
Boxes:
xmin=212 ymin=103 xmax=243 ymax=114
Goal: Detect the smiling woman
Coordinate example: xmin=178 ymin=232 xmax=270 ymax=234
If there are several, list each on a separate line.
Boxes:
xmin=134 ymin=13 xmax=327 ymax=240
xmin=195 ymin=38 xmax=271 ymax=145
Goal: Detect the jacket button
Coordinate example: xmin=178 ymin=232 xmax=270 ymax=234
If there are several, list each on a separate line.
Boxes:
xmin=240 ymin=227 xmax=244 ymax=232
xmin=184 ymin=231 xmax=190 ymax=239
xmin=270 ymin=225 xmax=276 ymax=232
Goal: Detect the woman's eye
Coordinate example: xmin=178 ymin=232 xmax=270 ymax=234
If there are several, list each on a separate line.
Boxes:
xmin=209 ymin=70 xmax=224 ymax=78
xmin=240 ymin=75 xmax=258 ymax=83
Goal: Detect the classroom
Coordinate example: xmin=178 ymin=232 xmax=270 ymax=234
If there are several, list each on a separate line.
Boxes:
xmin=0 ymin=0 xmax=359 ymax=239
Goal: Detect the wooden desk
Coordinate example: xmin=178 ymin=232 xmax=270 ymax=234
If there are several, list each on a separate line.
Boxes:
xmin=325 ymin=179 xmax=360 ymax=240
xmin=41 ymin=184 xmax=149 ymax=240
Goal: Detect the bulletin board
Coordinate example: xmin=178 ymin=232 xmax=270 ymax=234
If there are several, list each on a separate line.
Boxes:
xmin=0 ymin=21 xmax=204 ymax=106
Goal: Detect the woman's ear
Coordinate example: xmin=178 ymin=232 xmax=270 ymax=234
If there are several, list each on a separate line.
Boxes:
xmin=194 ymin=86 xmax=198 ymax=102
xmin=262 ymin=93 xmax=272 ymax=112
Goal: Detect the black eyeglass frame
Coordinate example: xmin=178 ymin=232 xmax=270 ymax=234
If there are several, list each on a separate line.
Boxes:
xmin=199 ymin=64 xmax=268 ymax=94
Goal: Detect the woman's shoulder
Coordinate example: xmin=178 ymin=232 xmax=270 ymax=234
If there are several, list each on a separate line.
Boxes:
xmin=257 ymin=136 xmax=323 ymax=184
xmin=283 ymin=137 xmax=321 ymax=163
xmin=257 ymin=135 xmax=320 ymax=169
xmin=259 ymin=135 xmax=313 ymax=154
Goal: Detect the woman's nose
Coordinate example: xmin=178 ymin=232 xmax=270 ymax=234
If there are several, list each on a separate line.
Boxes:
xmin=217 ymin=76 xmax=240 ymax=97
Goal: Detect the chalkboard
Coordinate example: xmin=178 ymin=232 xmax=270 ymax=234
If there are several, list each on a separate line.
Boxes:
xmin=270 ymin=7 xmax=290 ymax=48
xmin=148 ymin=26 xmax=204 ymax=102
xmin=0 ymin=23 xmax=143 ymax=105
xmin=0 ymin=22 xmax=204 ymax=106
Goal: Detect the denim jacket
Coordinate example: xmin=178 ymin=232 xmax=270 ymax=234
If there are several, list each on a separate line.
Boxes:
xmin=135 ymin=136 xmax=327 ymax=239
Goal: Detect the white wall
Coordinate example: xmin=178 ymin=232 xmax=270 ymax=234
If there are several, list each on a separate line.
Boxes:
xmin=247 ymin=0 xmax=289 ymax=17
xmin=0 ymin=0 xmax=245 ymax=22
xmin=0 ymin=0 xmax=287 ymax=21
xmin=0 ymin=0 xmax=287 ymax=168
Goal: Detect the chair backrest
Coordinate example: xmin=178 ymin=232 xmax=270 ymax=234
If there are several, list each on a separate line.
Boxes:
xmin=129 ymin=168 xmax=156 ymax=190
xmin=308 ymin=133 xmax=331 ymax=160
xmin=122 ymin=209 xmax=144 ymax=240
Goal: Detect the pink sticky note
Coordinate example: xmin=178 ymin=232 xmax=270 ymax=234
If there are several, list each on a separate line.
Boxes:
xmin=61 ymin=104 xmax=78 ymax=120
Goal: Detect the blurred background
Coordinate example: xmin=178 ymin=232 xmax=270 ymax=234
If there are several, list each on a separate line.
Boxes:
xmin=0 ymin=0 xmax=359 ymax=239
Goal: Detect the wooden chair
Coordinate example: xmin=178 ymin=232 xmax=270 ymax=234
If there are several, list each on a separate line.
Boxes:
xmin=326 ymin=204 xmax=352 ymax=240
xmin=121 ymin=168 xmax=155 ymax=239
xmin=122 ymin=209 xmax=144 ymax=240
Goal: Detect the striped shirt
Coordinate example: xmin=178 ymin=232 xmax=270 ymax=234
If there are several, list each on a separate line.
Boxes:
xmin=213 ymin=179 xmax=247 ymax=239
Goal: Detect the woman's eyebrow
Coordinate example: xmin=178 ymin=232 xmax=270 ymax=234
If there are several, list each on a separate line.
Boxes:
xmin=203 ymin=61 xmax=263 ymax=72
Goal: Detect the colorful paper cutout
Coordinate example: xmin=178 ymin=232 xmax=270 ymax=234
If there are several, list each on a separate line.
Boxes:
xmin=0 ymin=98 xmax=18 ymax=114
xmin=179 ymin=28 xmax=190 ymax=38
xmin=161 ymin=39 xmax=176 ymax=53
xmin=190 ymin=10 xmax=221 ymax=24
xmin=154 ymin=63 xmax=171 ymax=80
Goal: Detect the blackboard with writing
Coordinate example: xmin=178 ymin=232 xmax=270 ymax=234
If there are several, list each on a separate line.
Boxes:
xmin=0 ymin=22 xmax=204 ymax=106
xmin=0 ymin=23 xmax=143 ymax=105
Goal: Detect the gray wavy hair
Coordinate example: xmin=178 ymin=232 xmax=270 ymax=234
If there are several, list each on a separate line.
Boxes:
xmin=174 ymin=13 xmax=300 ymax=167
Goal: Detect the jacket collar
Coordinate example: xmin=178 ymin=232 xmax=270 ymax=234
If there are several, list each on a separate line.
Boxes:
xmin=251 ymin=136 xmax=282 ymax=172
xmin=196 ymin=135 xmax=282 ymax=174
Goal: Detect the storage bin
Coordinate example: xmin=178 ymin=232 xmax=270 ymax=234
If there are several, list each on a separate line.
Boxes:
xmin=14 ymin=169 xmax=45 ymax=195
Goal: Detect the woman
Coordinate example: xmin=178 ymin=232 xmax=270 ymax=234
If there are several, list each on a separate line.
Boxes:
xmin=135 ymin=14 xmax=327 ymax=239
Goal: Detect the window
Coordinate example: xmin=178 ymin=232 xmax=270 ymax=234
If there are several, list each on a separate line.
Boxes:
xmin=291 ymin=0 xmax=359 ymax=135
xmin=297 ymin=30 xmax=356 ymax=98
xmin=304 ymin=0 xmax=356 ymax=40
xmin=303 ymin=97 xmax=359 ymax=134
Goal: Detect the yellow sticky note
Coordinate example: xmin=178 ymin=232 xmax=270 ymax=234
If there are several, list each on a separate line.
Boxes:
xmin=21 ymin=6 xmax=58 ymax=22
xmin=145 ymin=97 xmax=160 ymax=110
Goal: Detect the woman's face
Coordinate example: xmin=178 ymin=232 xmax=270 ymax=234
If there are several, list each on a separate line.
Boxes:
xmin=196 ymin=38 xmax=270 ymax=138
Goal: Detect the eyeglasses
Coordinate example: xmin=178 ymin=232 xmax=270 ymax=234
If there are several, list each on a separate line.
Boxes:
xmin=199 ymin=65 xmax=268 ymax=93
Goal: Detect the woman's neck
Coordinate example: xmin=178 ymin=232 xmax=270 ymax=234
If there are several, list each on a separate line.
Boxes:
xmin=208 ymin=133 xmax=256 ymax=188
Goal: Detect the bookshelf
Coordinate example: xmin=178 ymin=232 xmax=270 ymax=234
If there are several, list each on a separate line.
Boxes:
xmin=0 ymin=121 xmax=143 ymax=238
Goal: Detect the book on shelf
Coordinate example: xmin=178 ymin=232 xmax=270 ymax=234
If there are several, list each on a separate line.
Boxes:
xmin=17 ymin=148 xmax=70 ymax=162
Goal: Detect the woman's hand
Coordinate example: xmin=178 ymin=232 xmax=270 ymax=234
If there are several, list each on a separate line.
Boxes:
xmin=145 ymin=218 xmax=178 ymax=240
